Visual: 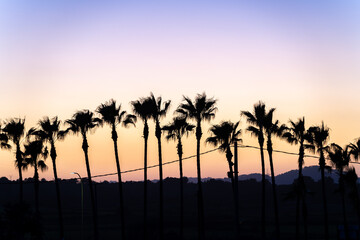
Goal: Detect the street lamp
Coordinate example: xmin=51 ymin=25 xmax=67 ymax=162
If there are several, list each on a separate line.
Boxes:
xmin=71 ymin=172 xmax=84 ymax=240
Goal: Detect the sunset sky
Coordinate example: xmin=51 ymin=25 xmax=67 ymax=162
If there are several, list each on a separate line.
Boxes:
xmin=0 ymin=0 xmax=359 ymax=182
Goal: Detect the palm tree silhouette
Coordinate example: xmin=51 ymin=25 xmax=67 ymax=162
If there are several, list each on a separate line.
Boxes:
xmin=241 ymin=102 xmax=267 ymax=240
xmin=97 ymin=99 xmax=136 ymax=240
xmin=327 ymin=143 xmax=351 ymax=239
xmin=148 ymin=93 xmax=171 ymax=240
xmin=23 ymin=139 xmax=48 ymax=216
xmin=163 ymin=116 xmax=194 ymax=240
xmin=176 ymin=92 xmax=217 ymax=240
xmin=3 ymin=118 xmax=26 ymax=203
xmin=206 ymin=121 xmax=242 ymax=238
xmin=263 ymin=108 xmax=286 ymax=239
xmin=308 ymin=122 xmax=330 ymax=240
xmin=131 ymin=97 xmax=153 ymax=240
xmin=64 ymin=110 xmax=101 ymax=240
xmin=282 ymin=117 xmax=312 ymax=240
xmin=28 ymin=117 xmax=66 ymax=240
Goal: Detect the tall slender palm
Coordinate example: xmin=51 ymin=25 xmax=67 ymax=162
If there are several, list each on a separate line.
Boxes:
xmin=206 ymin=121 xmax=241 ymax=238
xmin=241 ymin=102 xmax=267 ymax=240
xmin=263 ymin=108 xmax=286 ymax=239
xmin=131 ymin=97 xmax=153 ymax=240
xmin=327 ymin=143 xmax=351 ymax=239
xmin=177 ymin=93 xmax=217 ymax=240
xmin=64 ymin=110 xmax=101 ymax=240
xmin=97 ymin=99 xmax=136 ymax=240
xmin=28 ymin=117 xmax=66 ymax=240
xmin=3 ymin=118 xmax=26 ymax=203
xmin=23 ymin=139 xmax=48 ymax=216
xmin=282 ymin=117 xmax=312 ymax=240
xmin=308 ymin=122 xmax=330 ymax=240
xmin=148 ymin=93 xmax=171 ymax=240
xmin=163 ymin=116 xmax=194 ymax=240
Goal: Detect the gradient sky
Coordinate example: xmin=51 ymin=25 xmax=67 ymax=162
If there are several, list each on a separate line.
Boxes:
xmin=0 ymin=0 xmax=359 ymax=182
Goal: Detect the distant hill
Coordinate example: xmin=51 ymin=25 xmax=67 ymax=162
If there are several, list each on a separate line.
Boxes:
xmin=186 ymin=166 xmax=339 ymax=185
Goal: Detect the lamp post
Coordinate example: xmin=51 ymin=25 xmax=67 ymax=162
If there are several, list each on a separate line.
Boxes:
xmin=71 ymin=172 xmax=84 ymax=240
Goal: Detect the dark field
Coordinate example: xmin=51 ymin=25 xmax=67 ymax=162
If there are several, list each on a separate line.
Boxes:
xmin=0 ymin=177 xmax=358 ymax=240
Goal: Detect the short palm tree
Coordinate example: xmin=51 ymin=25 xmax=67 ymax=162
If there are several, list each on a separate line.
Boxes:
xmin=131 ymin=97 xmax=153 ymax=240
xmin=241 ymin=102 xmax=267 ymax=240
xmin=327 ymin=143 xmax=351 ymax=239
xmin=23 ymin=139 xmax=48 ymax=215
xmin=308 ymin=122 xmax=330 ymax=240
xmin=176 ymin=93 xmax=217 ymax=240
xmin=3 ymin=118 xmax=26 ymax=203
xmin=263 ymin=107 xmax=286 ymax=239
xmin=282 ymin=117 xmax=312 ymax=240
xmin=28 ymin=116 xmax=66 ymax=239
xmin=64 ymin=110 xmax=101 ymax=240
xmin=97 ymin=99 xmax=136 ymax=240
xmin=163 ymin=116 xmax=194 ymax=240
xmin=148 ymin=93 xmax=171 ymax=240
xmin=206 ymin=121 xmax=241 ymax=238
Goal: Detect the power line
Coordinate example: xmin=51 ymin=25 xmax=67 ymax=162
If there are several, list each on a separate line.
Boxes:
xmin=85 ymin=144 xmax=359 ymax=179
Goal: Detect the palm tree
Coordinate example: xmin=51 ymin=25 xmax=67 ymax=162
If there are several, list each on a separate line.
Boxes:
xmin=327 ymin=143 xmax=351 ymax=239
xmin=64 ymin=110 xmax=101 ymax=240
xmin=163 ymin=116 xmax=194 ymax=240
xmin=3 ymin=118 xmax=26 ymax=203
xmin=148 ymin=93 xmax=171 ymax=240
xmin=206 ymin=121 xmax=241 ymax=238
xmin=241 ymin=102 xmax=267 ymax=240
xmin=96 ymin=99 xmax=136 ymax=240
xmin=308 ymin=122 xmax=330 ymax=240
xmin=28 ymin=117 xmax=66 ymax=240
xmin=131 ymin=97 xmax=153 ymax=240
xmin=282 ymin=117 xmax=312 ymax=240
xmin=263 ymin=108 xmax=286 ymax=239
xmin=23 ymin=139 xmax=48 ymax=216
xmin=176 ymin=93 xmax=217 ymax=240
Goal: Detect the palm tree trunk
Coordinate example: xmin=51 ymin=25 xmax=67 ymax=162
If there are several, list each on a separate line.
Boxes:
xmin=50 ymin=143 xmax=64 ymax=240
xmin=234 ymin=141 xmax=240 ymax=239
xmin=156 ymin=122 xmax=164 ymax=240
xmin=227 ymin=146 xmax=239 ymax=239
xmin=111 ymin=128 xmax=126 ymax=240
xmin=196 ymin=123 xmax=205 ymax=240
xmin=143 ymin=122 xmax=149 ymax=240
xmin=259 ymin=137 xmax=266 ymax=240
xmin=296 ymin=143 xmax=304 ymax=240
xmin=266 ymin=139 xmax=280 ymax=240
xmin=34 ymin=163 xmax=40 ymax=216
xmin=319 ymin=151 xmax=329 ymax=240
xmin=16 ymin=144 xmax=23 ymax=203
xmin=340 ymin=172 xmax=349 ymax=240
xmin=302 ymin=185 xmax=308 ymax=240
xmin=82 ymin=136 xmax=99 ymax=240
xmin=177 ymin=138 xmax=184 ymax=240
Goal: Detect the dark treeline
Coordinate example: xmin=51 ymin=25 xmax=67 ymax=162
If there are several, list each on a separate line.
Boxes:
xmin=0 ymin=92 xmax=360 ymax=240
xmin=0 ymin=176 xmax=359 ymax=240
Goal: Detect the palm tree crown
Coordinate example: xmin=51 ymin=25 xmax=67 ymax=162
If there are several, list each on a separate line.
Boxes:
xmin=65 ymin=110 xmax=102 ymax=137
xmin=97 ymin=99 xmax=136 ymax=129
xmin=163 ymin=117 xmax=195 ymax=143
